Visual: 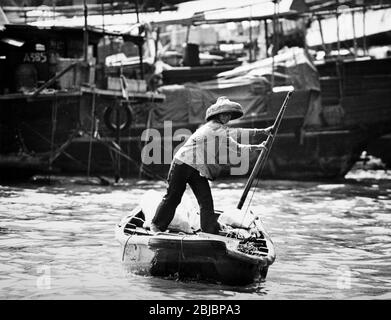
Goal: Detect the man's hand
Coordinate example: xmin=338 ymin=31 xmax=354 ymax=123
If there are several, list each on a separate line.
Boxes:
xmin=218 ymin=222 xmax=229 ymax=232
xmin=255 ymin=141 xmax=267 ymax=151
xmin=262 ymin=126 xmax=274 ymax=135
xmin=250 ymin=227 xmax=262 ymax=238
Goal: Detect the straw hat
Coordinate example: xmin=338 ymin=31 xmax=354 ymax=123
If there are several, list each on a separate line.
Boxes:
xmin=205 ymin=96 xmax=244 ymax=121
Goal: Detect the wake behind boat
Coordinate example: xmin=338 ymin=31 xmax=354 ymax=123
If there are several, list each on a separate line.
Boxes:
xmin=115 ymin=205 xmax=275 ymax=286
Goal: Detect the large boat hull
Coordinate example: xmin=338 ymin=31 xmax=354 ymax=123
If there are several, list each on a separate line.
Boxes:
xmin=51 ymin=116 xmax=371 ymax=180
xmin=367 ymin=134 xmax=391 ymax=168
xmin=0 ymin=87 xmax=387 ymax=181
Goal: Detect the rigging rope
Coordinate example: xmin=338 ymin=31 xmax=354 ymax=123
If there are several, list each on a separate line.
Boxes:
xmin=49 ymin=96 xmax=58 ymax=172
xmin=244 ymin=148 xmax=272 ymax=215
xmin=245 ymin=176 xmax=260 ymax=216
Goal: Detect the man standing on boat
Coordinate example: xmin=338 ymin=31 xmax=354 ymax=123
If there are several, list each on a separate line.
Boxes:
xmin=151 ymin=96 xmax=272 ymax=234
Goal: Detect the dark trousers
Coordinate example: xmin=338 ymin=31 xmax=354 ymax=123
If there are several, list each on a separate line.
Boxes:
xmin=152 ymin=162 xmax=220 ymax=234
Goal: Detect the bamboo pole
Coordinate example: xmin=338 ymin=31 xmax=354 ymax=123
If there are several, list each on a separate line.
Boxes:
xmin=101 ymin=0 xmax=105 ymax=32
xmin=352 ymin=10 xmax=357 ymax=57
xmin=237 ymin=90 xmax=293 ymax=210
xmin=271 ymin=1 xmax=278 ymax=88
xmin=31 ymin=62 xmax=78 ymax=98
xmin=115 ymin=103 xmax=121 ymax=183
xmin=249 ymin=20 xmax=253 ymax=62
xmin=185 ymin=24 xmax=191 ymax=43
xmin=83 ymin=0 xmax=89 ymax=62
xmin=264 ymin=19 xmax=269 ymax=58
xmin=317 ymin=15 xmax=327 ymax=54
xmin=135 ymin=0 xmax=144 ymax=79
xmin=52 ymin=0 xmax=56 ymax=21
xmin=362 ymin=5 xmax=367 ymax=55
xmin=336 ymin=6 xmax=340 ymax=57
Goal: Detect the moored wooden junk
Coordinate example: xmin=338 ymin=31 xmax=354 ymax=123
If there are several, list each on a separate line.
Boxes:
xmin=1 ymin=1 xmax=391 ymax=181
xmin=0 ymin=24 xmax=164 ymax=181
xmin=135 ymin=1 xmax=391 ymax=178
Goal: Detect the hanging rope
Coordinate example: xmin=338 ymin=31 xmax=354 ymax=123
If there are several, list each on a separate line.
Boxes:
xmin=20 ymin=121 xmax=109 ymax=183
xmin=100 ymin=0 xmax=105 ymax=33
xmin=126 ymin=104 xmax=133 ymax=177
xmin=244 ymin=177 xmax=260 ymax=216
xmin=244 ymin=151 xmax=274 ymax=215
xmin=139 ymin=106 xmax=154 ymax=178
xmin=49 ymin=96 xmax=58 ymax=172
xmin=96 ymin=137 xmax=165 ymax=181
xmin=241 ymin=166 xmax=263 ymax=230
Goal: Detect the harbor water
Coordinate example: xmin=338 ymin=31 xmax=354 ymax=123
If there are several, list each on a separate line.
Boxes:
xmin=0 ymin=170 xmax=390 ymax=299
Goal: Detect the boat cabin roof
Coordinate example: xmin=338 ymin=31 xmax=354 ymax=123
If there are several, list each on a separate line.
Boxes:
xmin=0 ymin=24 xmax=143 ymax=45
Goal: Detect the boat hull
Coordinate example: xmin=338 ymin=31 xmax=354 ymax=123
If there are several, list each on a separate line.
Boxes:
xmin=367 ymin=134 xmax=391 ymax=168
xmin=122 ymin=236 xmax=269 ymax=285
xmin=52 ymin=119 xmax=370 ymax=180
xmin=0 ymin=88 xmax=385 ymax=181
xmin=116 ymin=213 xmax=275 ymax=286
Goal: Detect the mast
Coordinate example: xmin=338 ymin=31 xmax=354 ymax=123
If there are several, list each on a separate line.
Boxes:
xmin=271 ymin=0 xmax=280 ymax=88
xmin=83 ymin=0 xmax=89 ymax=62
xmin=135 ymin=0 xmax=144 ymax=79
xmin=336 ymin=2 xmax=340 ymax=57
xmin=264 ymin=19 xmax=269 ymax=58
xmin=248 ymin=5 xmax=253 ymax=62
xmin=362 ymin=4 xmax=367 ymax=55
xmin=352 ymin=9 xmax=357 ymax=57
xmin=101 ymin=0 xmax=105 ymax=33
xmin=52 ymin=0 xmax=56 ymax=21
xmin=249 ymin=20 xmax=253 ymax=62
xmin=316 ymin=15 xmax=327 ymax=54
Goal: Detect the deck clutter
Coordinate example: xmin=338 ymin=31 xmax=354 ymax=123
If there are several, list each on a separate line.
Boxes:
xmin=0 ymin=0 xmax=391 ymax=182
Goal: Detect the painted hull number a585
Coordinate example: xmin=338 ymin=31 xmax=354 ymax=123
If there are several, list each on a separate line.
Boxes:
xmin=23 ymin=52 xmax=47 ymax=63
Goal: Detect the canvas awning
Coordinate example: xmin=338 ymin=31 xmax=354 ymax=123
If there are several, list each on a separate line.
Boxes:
xmin=147 ymin=0 xmax=301 ymax=26
xmin=18 ymin=0 xmax=301 ymax=31
xmin=0 ymin=7 xmax=9 ymax=28
xmin=2 ymin=0 xmax=193 ymax=24
xmin=306 ymin=7 xmax=391 ymax=47
xmin=19 ymin=0 xmax=305 ymax=31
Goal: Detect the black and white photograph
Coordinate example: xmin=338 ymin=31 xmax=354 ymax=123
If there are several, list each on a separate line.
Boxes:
xmin=0 ymin=0 xmax=390 ymax=307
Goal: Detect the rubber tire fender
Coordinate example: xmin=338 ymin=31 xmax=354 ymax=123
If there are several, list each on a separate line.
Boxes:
xmin=103 ymin=104 xmax=133 ymax=132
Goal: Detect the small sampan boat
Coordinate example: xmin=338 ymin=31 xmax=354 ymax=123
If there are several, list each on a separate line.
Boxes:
xmin=115 ymin=91 xmax=293 ymax=285
xmin=115 ymin=196 xmax=275 ymax=286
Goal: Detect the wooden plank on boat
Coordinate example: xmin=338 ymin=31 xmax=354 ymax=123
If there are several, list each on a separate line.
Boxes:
xmin=80 ymin=86 xmax=165 ymax=102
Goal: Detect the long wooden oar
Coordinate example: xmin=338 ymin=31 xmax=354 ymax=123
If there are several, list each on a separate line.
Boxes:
xmin=237 ymin=90 xmax=293 ymax=210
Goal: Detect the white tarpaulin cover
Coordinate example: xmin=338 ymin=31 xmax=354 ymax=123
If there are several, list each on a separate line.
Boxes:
xmin=140 ymin=190 xmax=200 ymax=233
xmin=306 ymin=7 xmax=391 ymax=47
xmin=139 ymin=190 xmax=259 ymax=233
xmin=151 ymin=47 xmax=320 ymax=125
